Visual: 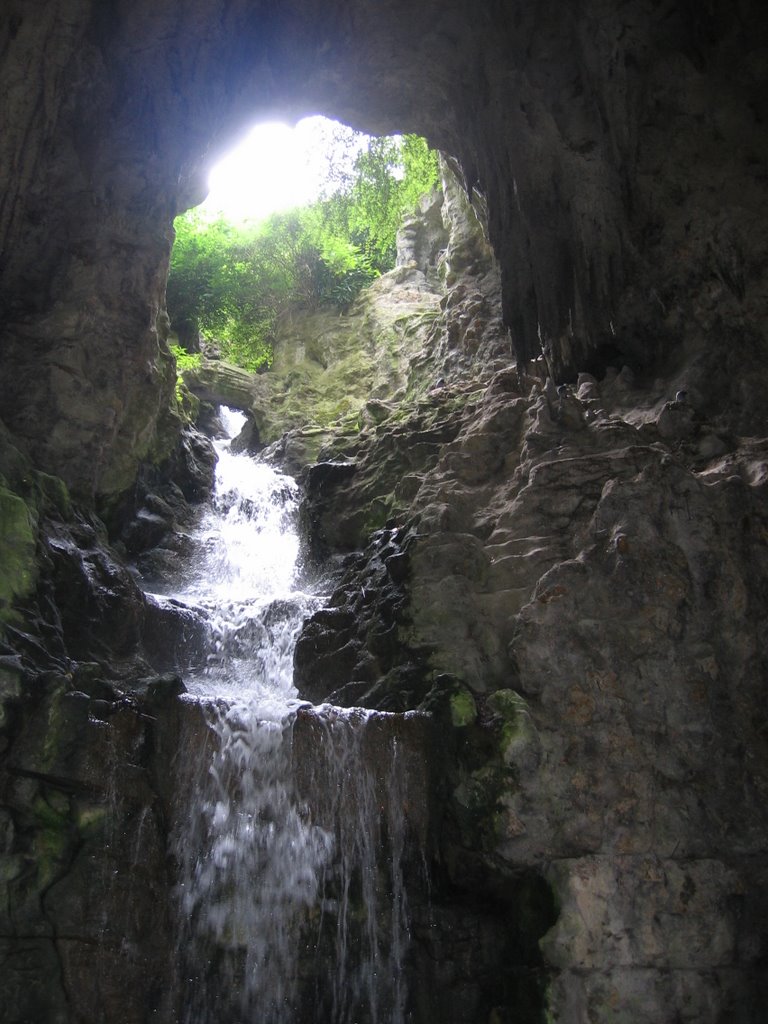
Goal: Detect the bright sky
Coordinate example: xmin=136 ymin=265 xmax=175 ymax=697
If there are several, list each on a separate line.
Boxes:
xmin=198 ymin=116 xmax=368 ymax=224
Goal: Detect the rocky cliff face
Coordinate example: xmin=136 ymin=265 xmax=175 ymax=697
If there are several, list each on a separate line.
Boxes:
xmin=1 ymin=2 xmax=767 ymax=1022
xmin=296 ymin=361 xmax=768 ymax=1020
xmin=290 ymin=167 xmax=768 ymax=1021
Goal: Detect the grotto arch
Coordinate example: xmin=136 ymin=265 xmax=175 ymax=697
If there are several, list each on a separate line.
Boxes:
xmin=5 ymin=0 xmax=764 ymax=505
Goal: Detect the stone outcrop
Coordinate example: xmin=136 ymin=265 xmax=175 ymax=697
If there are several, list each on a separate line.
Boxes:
xmin=290 ymin=182 xmax=768 ymax=1019
xmin=182 ymin=359 xmax=270 ymax=418
xmin=296 ymin=351 xmax=768 ymax=1019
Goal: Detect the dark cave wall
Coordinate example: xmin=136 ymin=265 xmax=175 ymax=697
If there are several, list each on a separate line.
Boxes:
xmin=1 ymin=0 xmax=766 ymax=500
xmin=439 ymin=1 xmax=768 ymax=409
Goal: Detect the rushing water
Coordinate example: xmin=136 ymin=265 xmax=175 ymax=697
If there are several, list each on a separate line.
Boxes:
xmin=147 ymin=408 xmax=424 ymax=1024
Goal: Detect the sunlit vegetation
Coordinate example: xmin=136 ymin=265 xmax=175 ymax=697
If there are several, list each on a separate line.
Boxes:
xmin=166 ymin=133 xmax=440 ymax=370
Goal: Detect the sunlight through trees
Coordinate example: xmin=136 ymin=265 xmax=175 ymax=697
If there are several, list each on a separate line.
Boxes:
xmin=167 ymin=121 xmax=440 ymax=370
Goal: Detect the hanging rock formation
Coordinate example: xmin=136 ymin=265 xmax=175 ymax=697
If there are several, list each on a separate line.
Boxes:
xmin=1 ymin=0 xmax=766 ymax=500
xmin=1 ymin=2 xmax=768 ymax=1022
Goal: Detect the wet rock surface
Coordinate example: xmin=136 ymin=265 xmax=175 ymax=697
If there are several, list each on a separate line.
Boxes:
xmin=295 ymin=525 xmax=431 ymax=711
xmin=296 ymin=354 xmax=768 ymax=1020
xmin=0 ymin=487 xmax=219 ymax=1023
xmin=108 ymin=424 xmax=216 ymax=557
xmin=0 ymin=668 xmax=180 ymax=1023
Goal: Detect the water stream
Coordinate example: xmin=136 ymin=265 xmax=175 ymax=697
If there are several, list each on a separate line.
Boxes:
xmin=145 ymin=409 xmax=426 ymax=1023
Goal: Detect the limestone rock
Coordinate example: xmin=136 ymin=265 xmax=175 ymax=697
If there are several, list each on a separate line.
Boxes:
xmin=296 ymin=359 xmax=768 ymax=1020
xmin=396 ymin=187 xmax=449 ymax=285
xmin=656 ymin=400 xmax=697 ymax=441
xmin=183 ymin=359 xmax=268 ymax=416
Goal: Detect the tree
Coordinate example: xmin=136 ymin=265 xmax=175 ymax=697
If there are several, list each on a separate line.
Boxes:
xmin=166 ymin=132 xmax=440 ymax=370
xmin=318 ymin=134 xmax=440 ymax=271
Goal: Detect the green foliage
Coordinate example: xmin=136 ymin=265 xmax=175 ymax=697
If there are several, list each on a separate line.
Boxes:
xmin=166 ymin=132 xmax=440 ymax=370
xmin=167 ymin=214 xmax=276 ymax=370
xmin=168 ymin=343 xmax=202 ymax=416
xmin=318 ymin=133 xmax=440 ymax=271
xmin=169 ymin=343 xmax=202 ymax=373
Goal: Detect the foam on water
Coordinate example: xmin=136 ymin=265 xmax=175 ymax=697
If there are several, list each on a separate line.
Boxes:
xmin=154 ymin=408 xmax=321 ymax=705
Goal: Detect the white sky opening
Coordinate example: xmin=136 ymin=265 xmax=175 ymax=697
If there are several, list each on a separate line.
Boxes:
xmin=197 ymin=115 xmax=371 ymax=224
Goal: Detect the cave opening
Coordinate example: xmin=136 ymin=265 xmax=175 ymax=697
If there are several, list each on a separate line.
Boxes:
xmin=165 ymin=113 xmax=445 ymax=370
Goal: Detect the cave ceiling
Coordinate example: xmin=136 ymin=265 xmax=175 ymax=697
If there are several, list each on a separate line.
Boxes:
xmin=0 ymin=0 xmax=766 ymax=498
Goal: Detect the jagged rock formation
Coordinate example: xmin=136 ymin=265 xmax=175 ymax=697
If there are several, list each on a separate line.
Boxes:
xmin=296 ymin=359 xmax=768 ymax=1020
xmin=289 ymin=171 xmax=768 ymax=1020
xmin=1 ymin=2 xmax=768 ymax=1022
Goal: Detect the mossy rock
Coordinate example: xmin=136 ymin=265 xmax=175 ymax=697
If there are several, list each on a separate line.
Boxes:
xmin=487 ymin=689 xmax=538 ymax=766
xmin=364 ymin=494 xmax=398 ymax=535
xmin=0 ymin=486 xmax=38 ymax=622
xmin=450 ymin=686 xmax=478 ymax=727
xmin=451 ymin=760 xmax=514 ymax=851
xmin=31 ymin=793 xmax=74 ymax=887
xmin=34 ymin=471 xmax=72 ymax=517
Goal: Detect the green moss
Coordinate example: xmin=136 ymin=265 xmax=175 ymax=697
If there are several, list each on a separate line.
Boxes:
xmin=364 ymin=494 xmax=396 ymax=534
xmin=0 ymin=486 xmax=38 ymax=622
xmin=488 ymin=689 xmax=536 ymax=765
xmin=451 ymin=762 xmax=513 ymax=853
xmin=32 ymin=795 xmax=72 ymax=885
xmin=34 ymin=471 xmax=71 ymax=517
xmin=0 ymin=426 xmax=31 ymax=486
xmin=450 ymin=686 xmax=477 ymax=727
xmin=174 ymin=377 xmax=201 ymax=423
xmin=443 ymin=687 xmax=539 ymax=852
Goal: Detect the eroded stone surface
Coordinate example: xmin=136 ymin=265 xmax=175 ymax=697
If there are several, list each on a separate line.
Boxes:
xmin=296 ymin=355 xmax=768 ymax=1018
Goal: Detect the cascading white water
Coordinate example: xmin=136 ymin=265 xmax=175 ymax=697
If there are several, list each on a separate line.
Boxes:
xmin=149 ymin=408 xmax=424 ymax=1024
xmin=155 ymin=406 xmax=316 ymax=706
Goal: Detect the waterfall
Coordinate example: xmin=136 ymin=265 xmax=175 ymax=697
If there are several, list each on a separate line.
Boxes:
xmin=146 ymin=408 xmax=428 ymax=1024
